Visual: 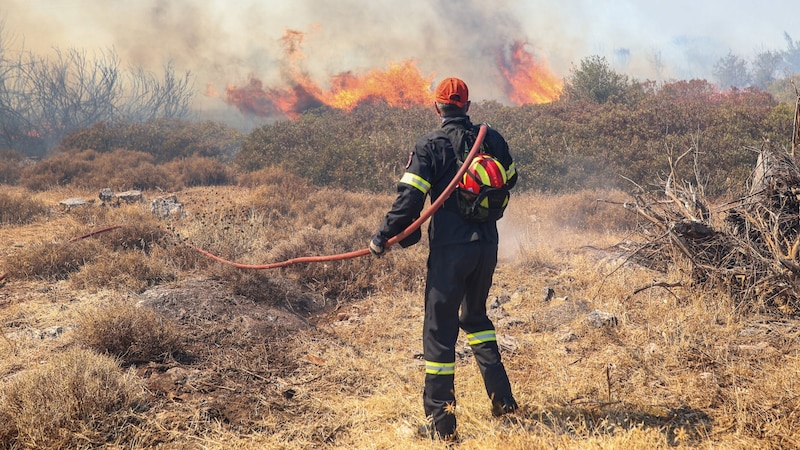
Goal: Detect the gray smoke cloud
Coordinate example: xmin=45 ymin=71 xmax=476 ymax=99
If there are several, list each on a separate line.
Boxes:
xmin=3 ymin=0 xmax=796 ymax=122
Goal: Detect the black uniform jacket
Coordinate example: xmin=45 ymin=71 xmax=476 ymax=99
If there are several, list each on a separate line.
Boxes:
xmin=377 ymin=115 xmax=517 ymax=249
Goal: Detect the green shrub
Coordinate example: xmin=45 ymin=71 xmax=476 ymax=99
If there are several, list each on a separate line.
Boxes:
xmin=236 ymin=102 xmax=431 ymax=191
xmin=234 ymin=81 xmax=793 ymax=196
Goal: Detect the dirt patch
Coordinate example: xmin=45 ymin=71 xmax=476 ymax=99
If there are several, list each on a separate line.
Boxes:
xmin=138 ymin=276 xmax=310 ymax=331
xmin=134 ymin=276 xmax=314 ymax=431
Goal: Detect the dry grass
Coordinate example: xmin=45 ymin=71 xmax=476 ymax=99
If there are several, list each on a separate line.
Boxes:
xmin=0 ymin=191 xmax=48 ymax=225
xmin=69 ymin=250 xmax=176 ymax=293
xmin=74 ymin=298 xmax=183 ymax=365
xmin=1 ymin=186 xmax=800 ymax=449
xmin=6 ymin=238 xmax=101 ymax=281
xmin=0 ymin=346 xmax=145 ymax=448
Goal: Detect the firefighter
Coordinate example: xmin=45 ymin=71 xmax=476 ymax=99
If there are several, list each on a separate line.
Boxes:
xmin=369 ymin=77 xmax=519 ymax=441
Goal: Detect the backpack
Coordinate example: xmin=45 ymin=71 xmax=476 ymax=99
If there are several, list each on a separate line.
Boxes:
xmin=440 ymin=123 xmax=511 ymax=223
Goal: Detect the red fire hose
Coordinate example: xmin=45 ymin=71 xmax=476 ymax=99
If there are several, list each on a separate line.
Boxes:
xmin=187 ymin=124 xmax=488 ymax=269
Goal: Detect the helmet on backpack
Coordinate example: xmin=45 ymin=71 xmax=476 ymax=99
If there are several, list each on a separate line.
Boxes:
xmin=459 ymin=153 xmax=508 ymax=194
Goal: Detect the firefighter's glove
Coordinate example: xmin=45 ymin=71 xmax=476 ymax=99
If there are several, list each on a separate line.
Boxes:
xmin=369 ymin=234 xmax=388 ymax=257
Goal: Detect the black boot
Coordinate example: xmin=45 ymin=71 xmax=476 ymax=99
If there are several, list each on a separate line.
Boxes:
xmin=491 ymin=396 xmax=519 ymax=417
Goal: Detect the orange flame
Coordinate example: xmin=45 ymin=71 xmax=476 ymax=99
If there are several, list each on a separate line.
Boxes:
xmin=499 ymin=41 xmax=563 ymax=105
xmin=325 ymin=61 xmax=434 ymax=110
xmin=226 ymin=29 xmax=434 ymax=118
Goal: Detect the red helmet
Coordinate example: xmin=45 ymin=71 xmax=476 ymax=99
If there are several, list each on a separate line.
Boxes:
xmin=459 ymin=153 xmax=508 ymax=194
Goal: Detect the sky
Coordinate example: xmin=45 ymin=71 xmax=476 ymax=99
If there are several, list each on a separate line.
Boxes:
xmin=2 ymin=0 xmax=797 ymax=118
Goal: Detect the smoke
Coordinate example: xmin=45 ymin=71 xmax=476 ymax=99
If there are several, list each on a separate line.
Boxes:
xmin=3 ymin=0 xmax=796 ymax=123
xmin=4 ymin=1 xmax=542 ymax=106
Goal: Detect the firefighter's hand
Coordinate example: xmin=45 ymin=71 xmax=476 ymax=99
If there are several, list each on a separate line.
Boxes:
xmin=369 ymin=234 xmax=388 ymax=257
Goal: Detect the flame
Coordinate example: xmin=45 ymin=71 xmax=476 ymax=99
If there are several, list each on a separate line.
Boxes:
xmin=226 ymin=29 xmax=434 ymax=118
xmin=204 ymin=83 xmax=220 ymax=98
xmin=499 ymin=41 xmax=563 ymax=105
xmin=325 ymin=61 xmax=434 ymax=110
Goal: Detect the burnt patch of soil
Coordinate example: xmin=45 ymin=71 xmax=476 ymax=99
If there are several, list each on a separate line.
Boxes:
xmin=135 ymin=276 xmax=317 ymax=431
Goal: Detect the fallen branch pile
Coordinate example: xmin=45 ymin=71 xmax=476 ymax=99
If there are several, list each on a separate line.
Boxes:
xmin=625 ymin=96 xmax=800 ymax=315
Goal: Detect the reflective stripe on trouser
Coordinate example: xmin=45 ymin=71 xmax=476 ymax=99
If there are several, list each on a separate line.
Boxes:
xmin=466 ymin=329 xmax=497 ymax=345
xmin=465 ymin=328 xmax=512 ymax=401
xmin=470 ymin=338 xmax=513 ymax=404
xmin=423 ymin=361 xmax=456 ymax=438
xmin=425 ymin=360 xmax=455 ymax=375
xmin=422 ymin=241 xmax=512 ymax=436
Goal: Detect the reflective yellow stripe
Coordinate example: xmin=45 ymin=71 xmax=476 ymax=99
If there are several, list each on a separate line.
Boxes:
xmin=425 ymin=361 xmax=455 ymax=375
xmin=466 ymin=330 xmax=497 ymax=345
xmin=473 ymin=163 xmax=491 ymax=185
xmin=399 ymin=172 xmax=431 ymax=194
xmin=506 ymin=162 xmax=516 ymax=179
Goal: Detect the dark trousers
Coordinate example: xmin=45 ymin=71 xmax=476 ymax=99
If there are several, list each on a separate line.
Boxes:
xmin=422 ymin=241 xmax=513 ymax=437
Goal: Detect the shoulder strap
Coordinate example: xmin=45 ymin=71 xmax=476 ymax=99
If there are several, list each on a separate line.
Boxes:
xmin=440 ymin=122 xmax=485 ymax=164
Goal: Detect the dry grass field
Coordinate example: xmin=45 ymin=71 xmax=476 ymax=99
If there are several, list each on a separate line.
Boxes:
xmin=1 ymin=183 xmax=799 ymax=449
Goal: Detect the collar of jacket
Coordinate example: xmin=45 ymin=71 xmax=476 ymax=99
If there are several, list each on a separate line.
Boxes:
xmin=440 ymin=115 xmax=472 ymax=128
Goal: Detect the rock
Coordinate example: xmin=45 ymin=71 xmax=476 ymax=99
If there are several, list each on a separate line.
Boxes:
xmin=488 ymin=301 xmax=509 ymax=321
xmin=151 ymin=194 xmax=185 ymax=219
xmin=59 ymin=197 xmax=87 ymax=209
xmin=556 ymin=329 xmax=577 ymax=342
xmin=41 ymin=326 xmax=64 ymax=338
xmin=585 ymin=310 xmax=619 ymax=328
xmin=116 ymin=190 xmax=143 ymax=204
xmin=99 ymin=188 xmax=114 ymax=202
xmin=543 ymin=287 xmax=555 ymax=302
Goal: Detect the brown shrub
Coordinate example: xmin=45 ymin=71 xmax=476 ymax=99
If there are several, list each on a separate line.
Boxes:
xmin=19 ymin=149 xmax=96 ymax=190
xmin=69 ymin=251 xmax=176 ymax=293
xmin=6 ymin=239 xmax=100 ymax=281
xmin=184 ymin=203 xmax=269 ymax=262
xmin=263 ymin=191 xmax=427 ymax=300
xmin=19 ymin=149 xmax=176 ymax=191
xmin=86 ymin=205 xmax=167 ymax=252
xmin=300 ymin=188 xmax=390 ymax=229
xmin=74 ymin=299 xmax=183 ymax=365
xmin=152 ymin=236 xmax=210 ymax=271
xmin=0 ymin=346 xmax=144 ymax=448
xmin=0 ymin=191 xmax=48 ymax=225
xmin=163 ymin=156 xmax=236 ymax=187
xmin=59 ymin=119 xmax=244 ymax=162
xmin=531 ymin=188 xmax=641 ymax=233
xmin=0 ymin=149 xmax=25 ymax=185
xmin=90 ymin=149 xmax=173 ymax=191
xmin=238 ymin=165 xmax=313 ymax=193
